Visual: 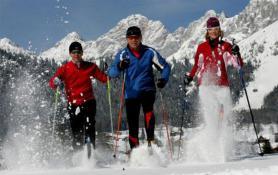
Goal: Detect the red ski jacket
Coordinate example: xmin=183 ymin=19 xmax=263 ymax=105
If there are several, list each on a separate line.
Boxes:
xmin=49 ymin=60 xmax=108 ymax=106
xmin=189 ymin=39 xmax=243 ymax=87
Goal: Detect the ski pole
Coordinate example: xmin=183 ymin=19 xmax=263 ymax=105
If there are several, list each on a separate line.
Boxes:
xmin=159 ymin=90 xmax=173 ymax=160
xmin=113 ymin=72 xmax=126 ymax=158
xmin=107 ymin=78 xmax=114 ymax=136
xmin=177 ymin=84 xmax=188 ymax=160
xmin=232 ymin=39 xmax=264 ymax=156
xmin=238 ymin=73 xmax=263 ymax=156
xmin=51 ymin=87 xmax=60 ymax=147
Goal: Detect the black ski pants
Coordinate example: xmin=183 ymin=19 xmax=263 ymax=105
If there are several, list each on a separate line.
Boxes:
xmin=67 ymin=99 xmax=96 ymax=151
xmin=125 ymin=91 xmax=156 ymax=149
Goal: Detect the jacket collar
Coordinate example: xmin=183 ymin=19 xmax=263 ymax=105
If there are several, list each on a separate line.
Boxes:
xmin=126 ymin=44 xmax=148 ymax=58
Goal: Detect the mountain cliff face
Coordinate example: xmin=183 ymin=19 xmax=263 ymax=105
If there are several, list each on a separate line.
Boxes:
xmin=226 ymin=0 xmax=278 ymax=40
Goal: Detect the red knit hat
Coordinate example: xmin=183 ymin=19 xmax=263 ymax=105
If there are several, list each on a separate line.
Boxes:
xmin=207 ymin=17 xmax=220 ymax=29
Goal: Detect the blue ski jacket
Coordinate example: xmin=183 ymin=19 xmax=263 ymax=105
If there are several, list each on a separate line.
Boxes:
xmin=108 ymin=44 xmax=171 ymax=99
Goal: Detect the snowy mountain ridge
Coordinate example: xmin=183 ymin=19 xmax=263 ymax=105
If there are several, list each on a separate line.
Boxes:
xmin=38 ymin=0 xmax=278 ymax=63
xmin=170 ymin=0 xmax=278 ymax=61
xmin=0 ymin=38 xmax=34 ymax=57
xmin=226 ymin=0 xmax=278 ymax=40
xmin=39 ymin=14 xmax=184 ymax=62
xmin=39 ymin=32 xmax=85 ymax=62
xmin=1 ymin=0 xmax=277 ymax=62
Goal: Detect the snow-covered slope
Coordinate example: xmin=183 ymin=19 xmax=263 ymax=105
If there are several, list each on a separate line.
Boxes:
xmin=0 ymin=38 xmax=33 ymax=56
xmin=1 ymin=154 xmax=278 ymax=175
xmin=235 ymin=20 xmax=278 ymax=110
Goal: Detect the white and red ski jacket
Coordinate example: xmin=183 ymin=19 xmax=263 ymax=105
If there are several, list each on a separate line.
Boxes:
xmin=189 ymin=39 xmax=243 ymax=87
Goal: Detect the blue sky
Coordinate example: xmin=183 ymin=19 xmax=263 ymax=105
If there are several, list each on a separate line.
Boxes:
xmin=0 ymin=0 xmax=249 ymax=53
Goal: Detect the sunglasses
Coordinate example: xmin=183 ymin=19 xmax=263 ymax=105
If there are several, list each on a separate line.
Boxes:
xmin=71 ymin=50 xmax=82 ymax=54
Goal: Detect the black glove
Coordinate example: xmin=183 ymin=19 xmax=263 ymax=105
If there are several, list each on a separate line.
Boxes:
xmin=232 ymin=44 xmax=241 ymax=57
xmin=156 ymin=78 xmax=167 ymax=89
xmin=184 ymin=75 xmax=193 ymax=86
xmin=118 ymin=59 xmax=130 ymax=70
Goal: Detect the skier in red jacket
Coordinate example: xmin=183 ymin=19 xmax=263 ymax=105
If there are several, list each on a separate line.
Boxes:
xmin=184 ymin=17 xmax=244 ymax=161
xmin=185 ymin=17 xmax=243 ymax=86
xmin=49 ymin=41 xmax=108 ymax=151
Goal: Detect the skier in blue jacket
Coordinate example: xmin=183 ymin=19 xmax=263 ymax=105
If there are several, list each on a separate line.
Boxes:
xmin=109 ymin=26 xmax=171 ymax=149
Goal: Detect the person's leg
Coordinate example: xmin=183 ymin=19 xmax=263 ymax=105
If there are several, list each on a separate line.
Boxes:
xmin=82 ymin=100 xmax=96 ymax=149
xmin=125 ymin=98 xmax=140 ymax=149
xmin=141 ymin=91 xmax=156 ymax=142
xmin=68 ymin=104 xmax=84 ymax=151
xmin=216 ymin=87 xmax=235 ymax=159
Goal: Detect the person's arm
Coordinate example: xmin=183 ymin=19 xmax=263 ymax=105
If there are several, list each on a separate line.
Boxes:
xmin=189 ymin=46 xmax=201 ymax=79
xmin=230 ymin=43 xmax=244 ymax=67
xmin=225 ymin=43 xmax=244 ymax=69
xmin=90 ymin=63 xmax=108 ymax=83
xmin=151 ymin=49 xmax=171 ymax=82
xmin=108 ymin=50 xmax=126 ymax=78
xmin=49 ymin=65 xmax=65 ymax=89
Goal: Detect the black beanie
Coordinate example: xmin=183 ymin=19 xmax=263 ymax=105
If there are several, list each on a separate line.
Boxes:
xmin=69 ymin=41 xmax=83 ymax=53
xmin=126 ymin=26 xmax=142 ymax=37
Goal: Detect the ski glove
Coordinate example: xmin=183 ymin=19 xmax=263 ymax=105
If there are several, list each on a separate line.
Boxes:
xmin=231 ymin=44 xmax=241 ymax=57
xmin=184 ymin=75 xmax=193 ymax=86
xmin=118 ymin=59 xmax=130 ymax=70
xmin=53 ymin=77 xmax=62 ymax=87
xmin=156 ymin=78 xmax=167 ymax=89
